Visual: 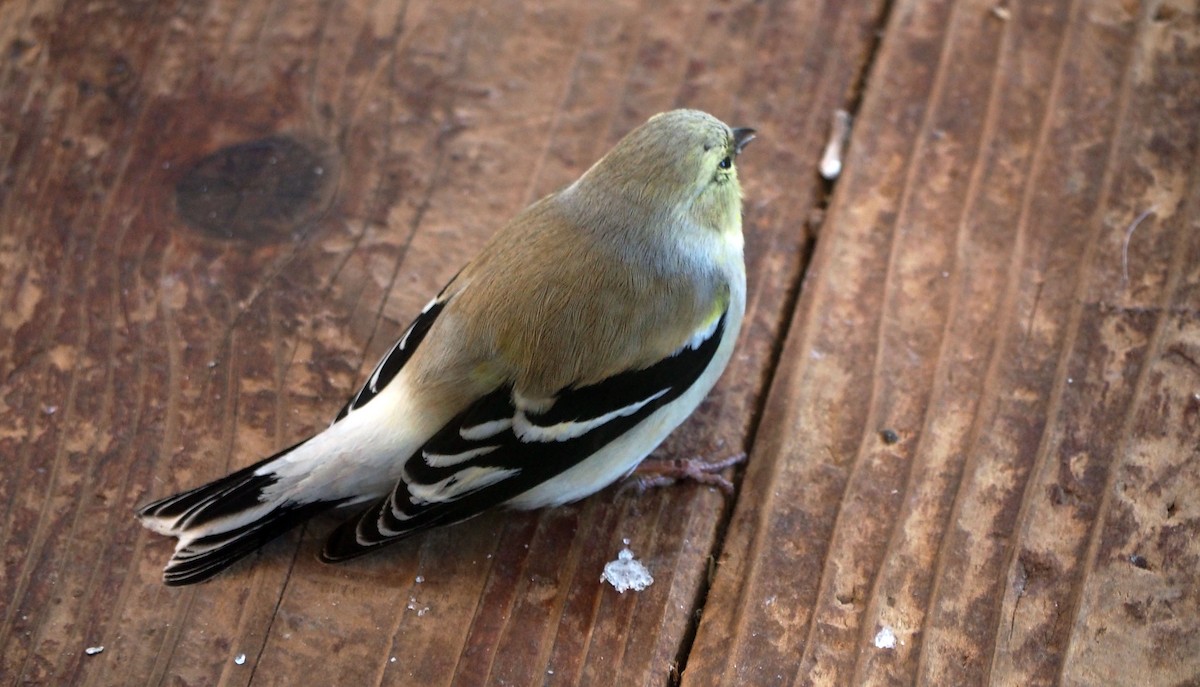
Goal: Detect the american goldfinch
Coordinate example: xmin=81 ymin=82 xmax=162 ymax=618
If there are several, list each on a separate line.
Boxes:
xmin=138 ymin=109 xmax=755 ymax=585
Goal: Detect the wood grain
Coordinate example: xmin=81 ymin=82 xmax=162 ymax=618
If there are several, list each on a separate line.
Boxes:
xmin=684 ymin=0 xmax=1200 ymax=686
xmin=5 ymin=0 xmax=1198 ymax=685
xmin=0 ymin=1 xmax=885 ymax=685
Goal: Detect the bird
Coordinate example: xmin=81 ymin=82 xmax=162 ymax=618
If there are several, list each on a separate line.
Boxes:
xmin=137 ymin=109 xmax=756 ymax=585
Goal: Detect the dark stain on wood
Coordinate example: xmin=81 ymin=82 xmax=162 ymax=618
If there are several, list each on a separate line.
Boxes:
xmin=175 ymin=136 xmax=335 ymax=242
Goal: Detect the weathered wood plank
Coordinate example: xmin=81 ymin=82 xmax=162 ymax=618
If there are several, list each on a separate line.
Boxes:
xmin=684 ymin=0 xmax=1200 ymax=685
xmin=0 ymin=1 xmax=885 ymax=685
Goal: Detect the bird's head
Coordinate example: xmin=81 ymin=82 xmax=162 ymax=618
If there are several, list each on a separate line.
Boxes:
xmin=573 ymin=109 xmax=755 ymax=234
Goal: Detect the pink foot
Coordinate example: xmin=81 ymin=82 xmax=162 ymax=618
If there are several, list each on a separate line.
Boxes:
xmin=623 ymin=453 xmax=747 ymax=495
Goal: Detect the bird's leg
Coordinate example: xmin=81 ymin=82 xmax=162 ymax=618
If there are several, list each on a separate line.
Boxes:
xmin=623 ymin=452 xmax=747 ymax=495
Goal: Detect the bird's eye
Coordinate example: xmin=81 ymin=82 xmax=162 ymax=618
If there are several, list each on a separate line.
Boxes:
xmin=718 ymin=156 xmax=732 ymax=169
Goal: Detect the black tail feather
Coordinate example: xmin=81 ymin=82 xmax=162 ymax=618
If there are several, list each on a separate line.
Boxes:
xmin=161 ymin=500 xmax=335 ymax=586
xmin=136 ymin=441 xmax=307 ymax=531
xmin=136 ymin=439 xmax=345 ymax=585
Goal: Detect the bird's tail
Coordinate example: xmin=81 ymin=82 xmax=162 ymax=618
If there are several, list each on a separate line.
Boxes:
xmin=136 ymin=440 xmax=343 ymax=586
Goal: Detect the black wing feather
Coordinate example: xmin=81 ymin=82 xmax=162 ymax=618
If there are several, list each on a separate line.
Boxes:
xmin=334 ymin=299 xmax=446 ymax=422
xmin=322 ymin=313 xmax=727 ymax=561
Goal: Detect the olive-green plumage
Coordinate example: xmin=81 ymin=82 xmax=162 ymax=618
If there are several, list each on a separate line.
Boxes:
xmin=137 ymin=109 xmax=755 ymax=585
xmin=415 ymin=109 xmax=750 ymax=399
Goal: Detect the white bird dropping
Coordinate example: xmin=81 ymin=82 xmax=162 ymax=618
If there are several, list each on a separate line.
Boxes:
xmin=601 ymin=547 xmax=654 ymax=593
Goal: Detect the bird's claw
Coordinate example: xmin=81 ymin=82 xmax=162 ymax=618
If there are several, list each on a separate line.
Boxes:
xmin=622 ymin=452 xmax=747 ymax=496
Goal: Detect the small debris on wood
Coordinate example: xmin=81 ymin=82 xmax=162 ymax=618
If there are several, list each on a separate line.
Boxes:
xmin=406 ymin=597 xmax=431 ymax=616
xmin=1122 ymin=207 xmax=1156 ymax=286
xmin=820 ymin=110 xmax=853 ymax=181
xmin=602 ymin=546 xmax=654 ymax=593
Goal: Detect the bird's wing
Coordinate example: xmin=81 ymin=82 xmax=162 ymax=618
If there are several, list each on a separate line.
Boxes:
xmin=321 ymin=311 xmax=729 ymax=561
xmin=331 ymin=296 xmax=448 ymax=424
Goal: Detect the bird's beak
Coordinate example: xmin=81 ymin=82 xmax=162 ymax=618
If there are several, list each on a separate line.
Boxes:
xmin=732 ymin=127 xmax=757 ymax=155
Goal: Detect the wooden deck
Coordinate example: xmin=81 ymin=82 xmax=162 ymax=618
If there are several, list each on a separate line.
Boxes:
xmin=2 ymin=0 xmax=1198 ymax=685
